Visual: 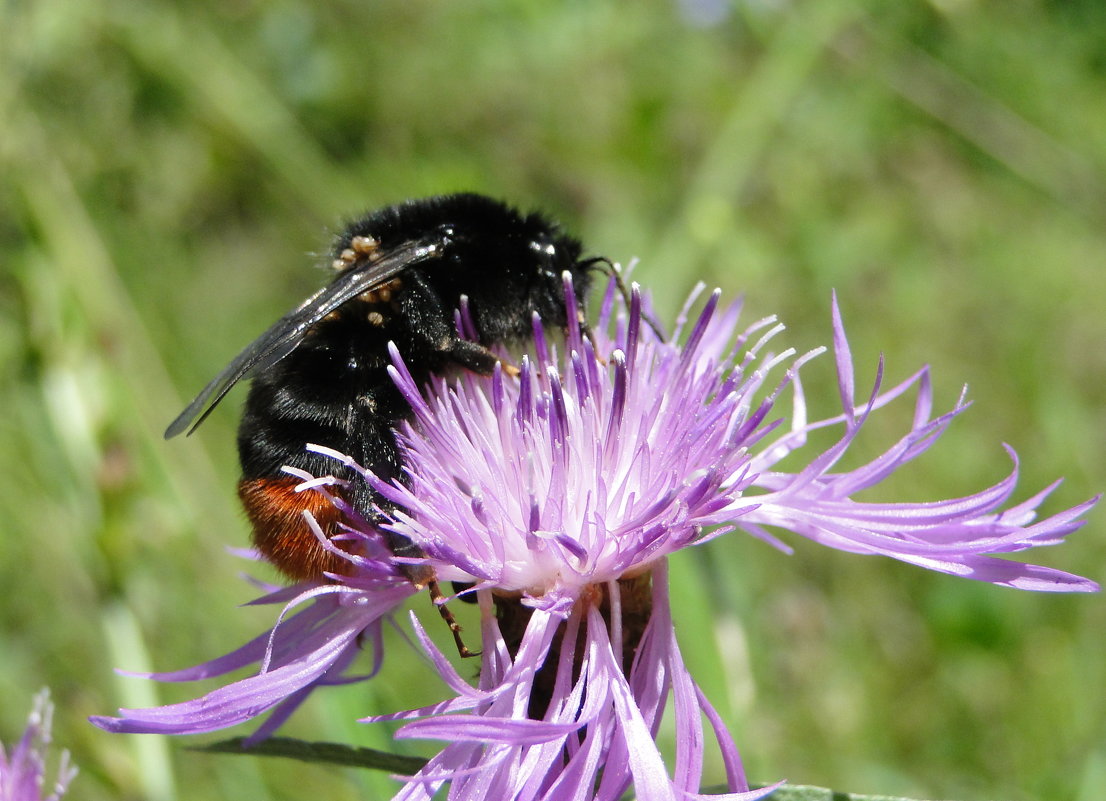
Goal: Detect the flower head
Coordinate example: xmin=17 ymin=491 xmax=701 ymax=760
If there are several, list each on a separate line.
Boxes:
xmin=92 ymin=276 xmax=1098 ymax=800
xmin=2 ymin=691 xmax=76 ymax=801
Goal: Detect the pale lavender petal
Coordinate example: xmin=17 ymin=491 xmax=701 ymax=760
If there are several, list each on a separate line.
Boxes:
xmin=92 ymin=584 xmax=412 ymax=735
xmin=91 ymin=622 xmax=363 ymax=734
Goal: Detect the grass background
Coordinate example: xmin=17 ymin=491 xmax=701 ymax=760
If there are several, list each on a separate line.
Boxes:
xmin=2 ymin=0 xmax=1105 ymax=799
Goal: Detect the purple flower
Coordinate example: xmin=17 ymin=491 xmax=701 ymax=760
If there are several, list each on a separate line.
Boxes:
xmin=2 ymin=691 xmax=76 ymax=801
xmin=92 ymin=277 xmax=1098 ymax=800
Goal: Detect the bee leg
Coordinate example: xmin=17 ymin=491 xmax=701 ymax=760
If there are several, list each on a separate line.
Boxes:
xmin=445 ymin=338 xmax=519 ymax=377
xmin=577 ymin=320 xmax=609 ymax=367
xmin=428 ymin=579 xmax=479 ymax=658
xmin=398 ymin=270 xmax=517 ymax=376
xmin=381 ymin=517 xmax=478 ymax=657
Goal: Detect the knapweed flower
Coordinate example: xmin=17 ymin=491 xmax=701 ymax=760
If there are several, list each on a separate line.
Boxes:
xmin=93 ymin=277 xmax=1098 ymax=801
xmin=2 ymin=691 xmax=76 ymax=801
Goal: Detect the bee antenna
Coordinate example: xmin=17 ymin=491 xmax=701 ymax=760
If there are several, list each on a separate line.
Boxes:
xmin=581 ymin=257 xmax=666 ymax=340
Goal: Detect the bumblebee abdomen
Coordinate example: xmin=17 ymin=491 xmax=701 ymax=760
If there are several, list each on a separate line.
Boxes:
xmin=238 ymin=477 xmax=352 ymax=580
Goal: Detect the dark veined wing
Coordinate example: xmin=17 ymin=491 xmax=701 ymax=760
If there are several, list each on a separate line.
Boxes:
xmin=164 ymin=238 xmax=442 ymax=439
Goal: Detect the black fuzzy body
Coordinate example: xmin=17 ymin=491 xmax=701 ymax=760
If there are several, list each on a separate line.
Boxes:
xmin=223 ymin=193 xmax=591 ymax=580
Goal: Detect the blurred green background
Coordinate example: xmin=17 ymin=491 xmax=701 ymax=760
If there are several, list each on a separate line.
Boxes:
xmin=2 ymin=0 xmax=1105 ymax=799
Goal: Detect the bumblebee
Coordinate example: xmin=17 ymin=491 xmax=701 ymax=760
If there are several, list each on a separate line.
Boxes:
xmin=167 ymin=194 xmax=601 ymax=649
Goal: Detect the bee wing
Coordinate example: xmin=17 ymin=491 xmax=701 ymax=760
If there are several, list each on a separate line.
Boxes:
xmin=164 ymin=238 xmax=440 ymax=439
